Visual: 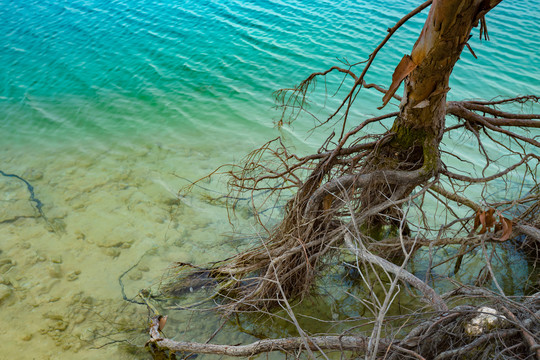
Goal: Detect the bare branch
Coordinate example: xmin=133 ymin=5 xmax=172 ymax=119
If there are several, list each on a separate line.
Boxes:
xmin=447 ymin=102 xmax=540 ymax=147
xmin=441 ymin=153 xmax=540 ymax=183
xmin=430 ymin=184 xmax=481 ymax=211
xmin=460 ymin=101 xmax=540 ymax=121
xmin=465 ymin=95 xmax=539 ymax=106
xmin=148 ymin=315 xmax=377 ymax=356
xmin=433 ymin=329 xmax=520 ymax=360
xmin=344 ymin=233 xmax=448 ymax=312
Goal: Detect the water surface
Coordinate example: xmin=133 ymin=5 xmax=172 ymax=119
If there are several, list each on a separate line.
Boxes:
xmin=1 ymin=0 xmax=539 ymax=358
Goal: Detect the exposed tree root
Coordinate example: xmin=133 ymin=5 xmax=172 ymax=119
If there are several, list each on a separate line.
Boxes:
xmin=148 ymin=292 xmax=540 ymax=359
xmin=147 ymin=1 xmax=540 ymax=359
xmin=163 ymin=91 xmax=539 ymax=312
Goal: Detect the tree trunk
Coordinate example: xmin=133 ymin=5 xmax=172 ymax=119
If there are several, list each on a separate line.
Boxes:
xmin=363 ymin=0 xmax=502 ymax=229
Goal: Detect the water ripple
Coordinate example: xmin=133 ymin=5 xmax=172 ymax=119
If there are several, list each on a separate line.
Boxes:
xmin=0 ymin=0 xmax=538 ymax=139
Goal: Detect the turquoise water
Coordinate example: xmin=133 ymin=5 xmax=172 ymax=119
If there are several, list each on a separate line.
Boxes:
xmin=2 ymin=0 xmax=538 ymax=142
xmin=1 ymin=0 xmax=539 ymax=358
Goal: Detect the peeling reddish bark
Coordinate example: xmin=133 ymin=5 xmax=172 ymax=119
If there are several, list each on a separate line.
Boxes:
xmin=394 ymin=0 xmax=502 ymax=141
xmin=365 ymin=0 xmax=503 ymax=228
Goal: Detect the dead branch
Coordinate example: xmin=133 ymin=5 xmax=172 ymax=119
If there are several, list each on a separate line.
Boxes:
xmin=460 ymin=101 xmax=540 ymax=121
xmin=466 ymin=95 xmax=539 ymax=106
xmin=517 ymin=224 xmax=540 ymax=242
xmin=441 ymin=153 xmax=540 ymax=183
xmin=148 ymin=315 xmax=377 ymax=356
xmin=433 ymin=329 xmax=521 ymax=360
xmin=447 ymin=102 xmax=540 ymax=147
xmin=275 ymin=0 xmax=432 ymax=134
xmin=430 ymin=184 xmax=481 ymax=212
xmin=501 ymin=306 xmax=540 ymax=360
xmin=344 ymin=233 xmax=448 ymax=312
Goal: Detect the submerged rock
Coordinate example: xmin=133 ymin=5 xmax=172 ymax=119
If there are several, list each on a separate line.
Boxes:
xmin=0 ymin=258 xmax=16 ymax=273
xmin=22 ymin=169 xmax=44 ymax=181
xmin=0 ymin=284 xmax=13 ymax=304
xmin=47 ymin=264 xmax=63 ymax=278
xmin=465 ymin=306 xmax=506 ymax=336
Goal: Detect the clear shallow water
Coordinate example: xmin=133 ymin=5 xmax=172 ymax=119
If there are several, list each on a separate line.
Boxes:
xmin=1 ymin=0 xmax=539 ymax=358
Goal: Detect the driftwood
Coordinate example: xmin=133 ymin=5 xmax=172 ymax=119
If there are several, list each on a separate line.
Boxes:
xmin=147 ymin=315 xmax=376 ymax=357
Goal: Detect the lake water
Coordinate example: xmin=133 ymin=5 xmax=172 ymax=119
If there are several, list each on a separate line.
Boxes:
xmin=1 ymin=0 xmax=539 ymax=358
